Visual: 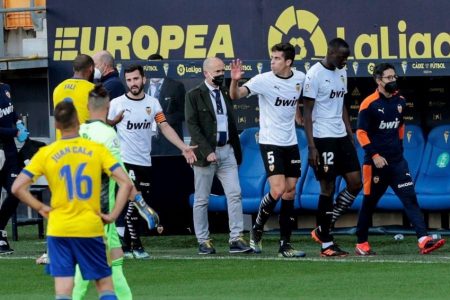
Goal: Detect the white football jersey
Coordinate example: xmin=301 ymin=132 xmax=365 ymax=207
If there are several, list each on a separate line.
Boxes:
xmin=303 ymin=62 xmax=348 ymax=138
xmin=108 ymin=94 xmax=163 ymax=166
xmin=244 ymin=70 xmax=305 ymax=146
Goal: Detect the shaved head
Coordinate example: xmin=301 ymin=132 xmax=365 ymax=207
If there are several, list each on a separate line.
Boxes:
xmin=93 ymin=50 xmax=114 ymax=68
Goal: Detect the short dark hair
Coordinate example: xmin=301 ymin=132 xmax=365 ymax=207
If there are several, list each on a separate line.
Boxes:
xmin=271 ymin=43 xmax=295 ymax=66
xmin=73 ymin=54 xmax=94 ymax=72
xmin=148 ymin=53 xmax=163 ymax=60
xmin=328 ymin=38 xmax=349 ymax=51
xmin=373 ymin=63 xmax=396 ymax=78
xmin=54 ymin=101 xmax=78 ymax=130
xmin=124 ymin=64 xmax=145 ymax=77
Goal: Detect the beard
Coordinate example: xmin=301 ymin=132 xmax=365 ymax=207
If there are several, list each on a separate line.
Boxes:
xmin=128 ymin=84 xmax=144 ymax=96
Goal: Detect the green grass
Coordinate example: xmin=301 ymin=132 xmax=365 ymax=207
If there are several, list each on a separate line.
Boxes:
xmin=1 ymin=226 xmax=450 ymax=299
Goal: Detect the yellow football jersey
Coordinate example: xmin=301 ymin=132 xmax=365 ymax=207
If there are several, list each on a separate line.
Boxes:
xmin=53 ymin=78 xmax=94 ymax=139
xmin=22 ymin=137 xmax=120 ymax=237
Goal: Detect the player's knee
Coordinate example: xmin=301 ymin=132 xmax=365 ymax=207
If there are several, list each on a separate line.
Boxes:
xmin=282 ymin=188 xmax=296 ymax=200
xmin=270 ymin=188 xmax=285 ymax=200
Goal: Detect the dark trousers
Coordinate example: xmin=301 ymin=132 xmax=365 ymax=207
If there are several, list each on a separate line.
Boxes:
xmin=117 ymin=163 xmax=152 ymax=249
xmin=356 ymin=158 xmax=427 ymax=243
xmin=0 ymin=156 xmax=21 ymax=230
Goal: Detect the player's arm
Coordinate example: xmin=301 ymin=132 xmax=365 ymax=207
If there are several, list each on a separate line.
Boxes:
xmin=102 ymin=166 xmax=133 ymax=223
xmin=229 ymin=59 xmax=250 ymax=100
xmin=157 ymin=112 xmax=197 ymax=164
xmin=342 ymin=106 xmax=354 ymax=139
xmin=0 ymin=125 xmax=18 ymax=138
xmin=302 ymin=97 xmax=319 ymax=168
xmin=106 ymin=99 xmax=125 ymax=126
xmin=12 ymin=172 xmax=51 ymax=218
xmin=398 ymin=97 xmax=406 ymax=141
xmin=296 ymin=94 xmax=303 ymax=126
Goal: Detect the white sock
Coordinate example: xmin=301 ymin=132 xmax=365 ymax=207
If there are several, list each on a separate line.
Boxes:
xmin=322 ymin=241 xmax=334 ymax=249
xmin=418 ymin=236 xmax=428 ymax=243
xmin=116 ymin=226 xmax=125 ymax=237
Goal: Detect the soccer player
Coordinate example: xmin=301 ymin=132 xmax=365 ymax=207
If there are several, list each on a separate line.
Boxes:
xmin=108 ymin=64 xmax=196 ymax=259
xmin=303 ymin=38 xmax=362 ymax=257
xmin=230 ymin=42 xmax=306 ymax=257
xmin=12 ymin=101 xmax=133 ymax=300
xmin=355 ymin=63 xmax=445 ymax=255
xmin=53 ymin=54 xmax=95 ymax=139
xmin=73 ymin=84 xmax=132 ymax=299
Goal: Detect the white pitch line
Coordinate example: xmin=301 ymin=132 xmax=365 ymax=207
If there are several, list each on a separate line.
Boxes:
xmin=2 ymin=254 xmax=449 ymax=264
xmin=152 ymin=255 xmax=450 ymax=264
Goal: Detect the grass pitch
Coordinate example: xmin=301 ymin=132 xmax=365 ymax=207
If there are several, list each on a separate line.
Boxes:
xmin=1 ymin=226 xmax=449 ymax=300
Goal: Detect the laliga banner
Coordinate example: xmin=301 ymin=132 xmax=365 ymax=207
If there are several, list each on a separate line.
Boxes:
xmin=47 ymin=0 xmax=450 ymax=87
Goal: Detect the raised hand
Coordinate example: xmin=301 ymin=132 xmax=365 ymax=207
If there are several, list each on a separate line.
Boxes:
xmin=230 ymin=59 xmax=244 ymax=81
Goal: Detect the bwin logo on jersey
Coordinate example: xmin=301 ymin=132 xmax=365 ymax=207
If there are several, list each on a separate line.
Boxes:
xmin=126 ymin=120 xmax=151 ymax=130
xmin=329 ymin=89 xmax=345 ymax=99
xmin=379 ymin=118 xmax=400 ymax=129
xmin=0 ymin=104 xmax=14 ymax=118
xmin=274 ymin=97 xmax=297 ymax=106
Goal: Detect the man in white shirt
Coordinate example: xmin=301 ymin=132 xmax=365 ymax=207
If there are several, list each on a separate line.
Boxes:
xmin=303 ymin=38 xmax=362 ymax=257
xmin=108 ymin=64 xmax=196 ymax=259
xmin=230 ymin=43 xmax=306 ymax=258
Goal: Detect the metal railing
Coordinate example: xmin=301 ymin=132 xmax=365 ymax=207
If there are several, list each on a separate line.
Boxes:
xmin=0 ymin=0 xmax=46 ymax=57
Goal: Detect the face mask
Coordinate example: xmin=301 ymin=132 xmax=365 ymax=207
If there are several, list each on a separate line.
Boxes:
xmin=209 ymin=73 xmax=224 ymax=86
xmin=384 ymin=81 xmax=398 ymax=94
xmin=94 ymin=67 xmax=102 ymax=80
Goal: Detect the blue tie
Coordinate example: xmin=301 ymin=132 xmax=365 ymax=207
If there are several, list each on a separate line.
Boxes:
xmin=213 ymin=89 xmax=227 ymax=146
xmin=213 ymin=89 xmax=223 ymax=114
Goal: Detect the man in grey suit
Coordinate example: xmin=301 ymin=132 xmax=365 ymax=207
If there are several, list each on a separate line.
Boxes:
xmin=148 ymin=54 xmax=186 ymax=156
xmin=185 ymin=57 xmax=252 ymax=255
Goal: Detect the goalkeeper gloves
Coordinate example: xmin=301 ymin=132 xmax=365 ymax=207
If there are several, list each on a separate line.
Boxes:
xmin=134 ymin=194 xmax=160 ymax=230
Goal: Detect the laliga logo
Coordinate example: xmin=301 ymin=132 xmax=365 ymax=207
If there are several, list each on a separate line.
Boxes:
xmin=367 ymin=62 xmax=375 ymax=75
xmin=177 ymin=64 xmax=186 ymax=76
xmin=177 ymin=64 xmax=202 ymax=76
xmin=268 ymin=6 xmax=327 ymax=60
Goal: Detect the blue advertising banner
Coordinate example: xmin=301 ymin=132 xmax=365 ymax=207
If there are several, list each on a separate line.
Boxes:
xmin=46 ymin=0 xmax=449 ymax=129
xmin=47 ymin=0 xmax=450 ymax=83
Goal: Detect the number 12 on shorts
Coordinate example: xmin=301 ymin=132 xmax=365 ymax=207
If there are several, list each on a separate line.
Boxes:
xmin=322 ymin=152 xmax=334 ymax=165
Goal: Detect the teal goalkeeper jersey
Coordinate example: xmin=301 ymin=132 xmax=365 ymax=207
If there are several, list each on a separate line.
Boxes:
xmin=80 ymin=120 xmax=125 ymax=212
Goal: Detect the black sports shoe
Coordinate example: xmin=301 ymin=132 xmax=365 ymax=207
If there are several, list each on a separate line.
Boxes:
xmin=198 ymin=240 xmax=216 ymax=255
xmin=0 ymin=230 xmax=13 ymax=255
xmin=278 ymin=241 xmax=306 ymax=258
xmin=311 ymin=226 xmax=334 ymax=244
xmin=250 ymin=227 xmax=263 ymax=253
xmin=320 ymin=244 xmax=349 ymax=257
xmin=229 ymin=237 xmax=252 ymax=254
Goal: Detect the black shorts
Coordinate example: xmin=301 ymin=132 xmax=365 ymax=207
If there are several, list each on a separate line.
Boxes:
xmin=313 ymin=136 xmax=360 ymax=181
xmin=259 ymin=144 xmax=301 ymax=178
